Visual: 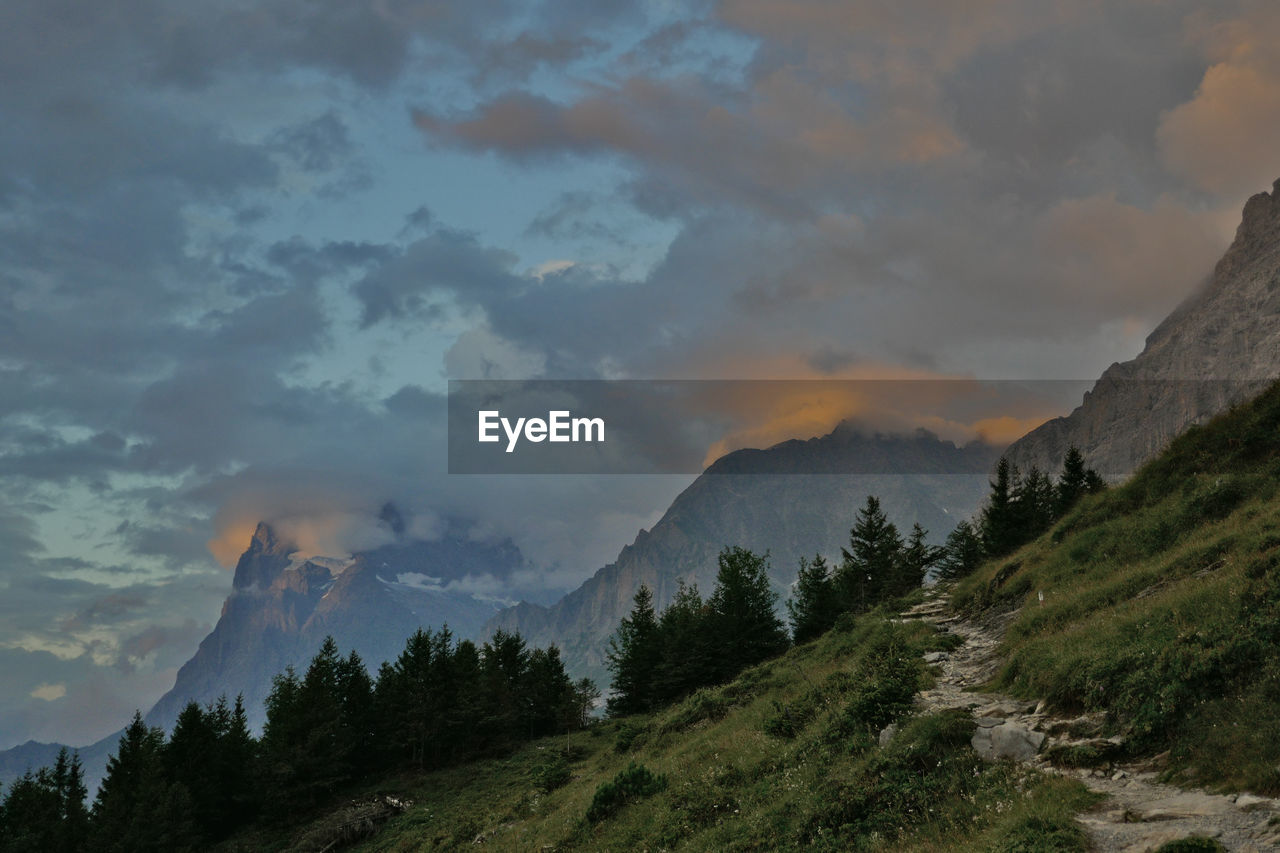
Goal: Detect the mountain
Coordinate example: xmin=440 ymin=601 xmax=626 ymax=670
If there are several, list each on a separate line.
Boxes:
xmin=257 ymin=378 xmax=1280 ymax=853
xmin=145 ymin=506 xmax=527 ymax=733
xmin=484 ymin=425 xmax=1001 ymax=685
xmin=1004 ymin=178 xmax=1280 ymax=479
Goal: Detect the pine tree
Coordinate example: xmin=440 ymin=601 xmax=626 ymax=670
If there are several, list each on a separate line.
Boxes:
xmin=336 ymin=650 xmax=376 ymax=776
xmin=215 ymin=695 xmax=257 ymax=830
xmin=606 ymin=585 xmax=661 ymax=716
xmin=2 ymin=767 xmax=60 ymax=851
xmin=706 ymin=547 xmax=789 ymax=681
xmin=980 ymin=457 xmax=1022 ymax=557
xmin=1014 ymin=467 xmax=1057 ymax=541
xmin=165 ymin=702 xmax=220 ymax=838
xmin=896 ymin=523 xmax=943 ymax=594
xmin=838 ymin=496 xmax=904 ymax=610
xmin=572 ymin=678 xmax=601 ymax=728
xmin=520 ymin=646 xmax=575 ymax=739
xmin=91 ymin=711 xmax=198 ymax=853
xmin=786 ymin=554 xmax=838 ymax=643
xmin=1055 ymin=446 xmax=1089 ymax=515
xmin=936 ymin=520 xmax=984 ymax=582
xmin=650 ymin=581 xmax=714 ymax=704
xmin=480 ymin=629 xmax=530 ymax=747
xmin=59 ymin=750 xmax=90 ymax=853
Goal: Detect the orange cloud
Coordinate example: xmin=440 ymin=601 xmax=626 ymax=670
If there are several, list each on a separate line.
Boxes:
xmin=1158 ymin=7 xmax=1280 ymax=198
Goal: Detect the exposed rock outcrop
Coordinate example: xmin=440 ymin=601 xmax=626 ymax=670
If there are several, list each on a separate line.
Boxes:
xmin=1005 ymin=179 xmax=1280 ymax=479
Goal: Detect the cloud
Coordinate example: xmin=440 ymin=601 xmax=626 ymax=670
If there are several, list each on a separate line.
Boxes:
xmin=1158 ymin=5 xmax=1280 ymax=198
xmin=30 ymin=683 xmax=66 ymax=702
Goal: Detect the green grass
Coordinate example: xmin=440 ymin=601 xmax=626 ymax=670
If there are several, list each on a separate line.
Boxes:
xmin=952 ymin=379 xmax=1280 ymax=793
xmin=279 ymin=614 xmax=1095 ymax=852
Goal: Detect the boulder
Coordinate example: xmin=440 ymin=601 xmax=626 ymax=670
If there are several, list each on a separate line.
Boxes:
xmin=972 ymin=722 xmax=1045 ymax=762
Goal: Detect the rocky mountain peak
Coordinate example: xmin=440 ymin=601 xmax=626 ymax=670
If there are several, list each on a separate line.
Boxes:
xmin=231 ymin=522 xmax=295 ymax=591
xmin=1003 ymin=176 xmax=1280 ymax=479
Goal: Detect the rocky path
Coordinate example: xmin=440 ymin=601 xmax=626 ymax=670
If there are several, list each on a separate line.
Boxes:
xmin=899 ymin=594 xmax=1280 ymax=852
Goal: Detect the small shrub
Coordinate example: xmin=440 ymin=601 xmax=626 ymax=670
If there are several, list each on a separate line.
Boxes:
xmin=986 ymin=812 xmax=1090 ymax=852
xmin=614 ymin=721 xmax=646 ymax=753
xmin=531 ymin=754 xmax=571 ymax=793
xmin=659 ymin=688 xmax=730 ymax=734
xmin=585 ymin=761 xmax=668 ymax=823
xmin=1043 ymin=740 xmax=1123 ymax=769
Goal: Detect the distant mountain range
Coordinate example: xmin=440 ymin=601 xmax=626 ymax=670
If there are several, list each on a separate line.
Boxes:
xmin=1005 ymin=179 xmax=1280 ymax=478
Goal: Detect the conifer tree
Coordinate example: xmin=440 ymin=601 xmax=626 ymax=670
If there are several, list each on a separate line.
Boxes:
xmin=606 ymin=585 xmax=660 ymax=716
xmin=787 ymin=554 xmax=838 ymax=643
xmin=838 ymin=496 xmax=904 ymax=610
xmin=1014 ymin=467 xmax=1057 ymax=541
xmin=650 ymin=581 xmax=714 ymax=704
xmin=936 ymin=520 xmax=984 ymax=582
xmin=897 ymin=523 xmax=943 ymax=594
xmin=980 ymin=457 xmax=1022 ymax=557
xmin=1055 ymin=446 xmax=1089 ymax=515
xmin=91 ymin=712 xmax=198 ymax=853
xmin=59 ymin=750 xmax=90 ymax=853
xmin=706 ymin=547 xmax=789 ymax=681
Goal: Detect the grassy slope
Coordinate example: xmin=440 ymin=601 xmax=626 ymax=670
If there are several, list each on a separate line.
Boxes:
xmin=953 ymin=379 xmax=1280 ymax=794
xmin=231 ymin=383 xmax=1280 ymax=850
xmin=304 ymin=612 xmax=1097 ymax=852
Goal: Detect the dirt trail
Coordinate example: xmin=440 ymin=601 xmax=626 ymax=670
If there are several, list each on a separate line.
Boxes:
xmin=899 ymin=593 xmax=1280 ymax=852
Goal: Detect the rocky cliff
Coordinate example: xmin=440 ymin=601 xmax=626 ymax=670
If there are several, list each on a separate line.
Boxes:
xmin=1004 ymin=179 xmax=1280 ymax=478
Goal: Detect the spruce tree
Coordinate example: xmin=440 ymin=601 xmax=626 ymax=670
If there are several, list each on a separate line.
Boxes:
xmin=897 ymin=523 xmax=943 ymax=594
xmin=1055 ymin=446 xmax=1089 ymax=515
xmin=786 ymin=554 xmax=838 ymax=643
xmin=838 ymin=496 xmax=904 ymax=610
xmin=165 ymin=702 xmax=220 ymax=838
xmin=936 ymin=520 xmax=984 ymax=582
xmin=980 ymin=458 xmax=1021 ymax=557
xmin=650 ymin=581 xmax=714 ymax=704
xmin=706 ymin=547 xmax=789 ymax=681
xmin=605 ymin=585 xmax=661 ymax=716
xmin=91 ymin=712 xmax=198 ymax=853
xmin=1014 ymin=467 xmax=1057 ymax=541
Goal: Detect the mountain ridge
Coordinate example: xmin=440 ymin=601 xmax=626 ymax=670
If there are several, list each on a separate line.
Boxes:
xmin=1004 ymin=178 xmax=1280 ymax=478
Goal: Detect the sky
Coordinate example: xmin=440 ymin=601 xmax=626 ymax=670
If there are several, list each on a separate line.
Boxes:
xmin=2 ymin=0 xmax=1280 ymax=748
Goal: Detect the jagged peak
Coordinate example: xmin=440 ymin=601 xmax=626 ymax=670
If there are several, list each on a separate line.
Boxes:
xmin=232 ymin=521 xmax=296 ymax=591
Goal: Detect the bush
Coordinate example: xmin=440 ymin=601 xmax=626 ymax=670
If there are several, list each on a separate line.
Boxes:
xmin=658 ymin=688 xmax=730 ymax=734
xmin=531 ymin=754 xmax=571 ymax=793
xmin=613 ymin=721 xmax=645 ymax=753
xmin=584 ymin=762 xmax=668 ymax=823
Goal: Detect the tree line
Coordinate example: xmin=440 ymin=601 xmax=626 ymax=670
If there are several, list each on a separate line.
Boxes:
xmin=607 ymin=447 xmax=1103 ymax=715
xmin=0 ymin=628 xmax=597 ymax=852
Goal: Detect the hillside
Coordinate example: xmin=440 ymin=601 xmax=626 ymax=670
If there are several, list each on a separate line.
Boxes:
xmin=1003 ymin=179 xmax=1280 ymax=479
xmin=955 ymin=376 xmax=1280 ymax=795
xmin=485 ymin=426 xmax=998 ymax=685
xmin=222 ymin=608 xmax=1106 ymax=853
xmin=223 ymin=379 xmax=1280 ymax=852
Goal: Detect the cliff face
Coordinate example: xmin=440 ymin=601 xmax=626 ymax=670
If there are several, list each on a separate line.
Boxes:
xmin=1005 ymin=179 xmax=1280 ymax=479
xmin=483 ymin=428 xmax=1001 ymax=685
xmin=146 ymin=516 xmax=523 ymax=731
